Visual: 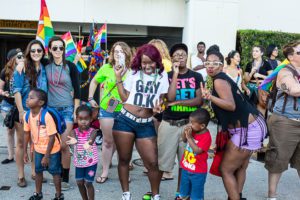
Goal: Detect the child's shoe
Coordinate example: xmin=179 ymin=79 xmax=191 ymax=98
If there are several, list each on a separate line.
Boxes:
xmin=152 ymin=194 xmax=160 ymax=200
xmin=28 ymin=192 xmax=43 ymax=200
xmin=52 ymin=193 xmax=64 ymax=200
xmin=121 ymin=191 xmax=132 ymax=200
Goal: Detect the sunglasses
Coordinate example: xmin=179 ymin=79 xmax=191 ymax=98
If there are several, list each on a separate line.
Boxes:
xmin=295 ymin=51 xmax=300 ymax=55
xmin=51 ymin=46 xmax=64 ymax=52
xmin=204 ymin=61 xmax=223 ymax=68
xmin=16 ymin=54 xmax=24 ymax=59
xmin=30 ymin=48 xmax=43 ymax=53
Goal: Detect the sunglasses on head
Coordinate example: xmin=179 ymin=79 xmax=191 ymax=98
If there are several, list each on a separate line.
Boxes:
xmin=16 ymin=54 xmax=24 ymax=59
xmin=51 ymin=46 xmax=64 ymax=52
xmin=30 ymin=48 xmax=43 ymax=53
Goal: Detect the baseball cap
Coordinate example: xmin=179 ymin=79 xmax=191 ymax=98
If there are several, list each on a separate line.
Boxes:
xmin=7 ymin=48 xmax=22 ymax=61
xmin=169 ymin=43 xmax=188 ymax=57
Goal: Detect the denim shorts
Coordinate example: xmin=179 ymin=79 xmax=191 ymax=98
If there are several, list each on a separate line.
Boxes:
xmin=98 ymin=108 xmax=118 ymax=119
xmin=35 ymin=151 xmax=61 ymax=175
xmin=51 ymin=106 xmax=74 ymax=123
xmin=0 ymin=100 xmax=14 ymax=113
xmin=112 ymin=109 xmax=156 ymax=139
xmin=75 ymin=164 xmax=97 ymax=182
xmin=180 ymin=169 xmax=207 ymax=200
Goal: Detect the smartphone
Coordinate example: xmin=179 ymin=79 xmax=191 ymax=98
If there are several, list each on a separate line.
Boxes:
xmin=119 ymin=52 xmax=125 ymax=67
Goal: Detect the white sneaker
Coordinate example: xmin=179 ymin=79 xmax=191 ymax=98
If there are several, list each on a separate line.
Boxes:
xmin=152 ymin=194 xmax=160 ymax=200
xmin=267 ymin=198 xmax=277 ymax=200
xmin=121 ymin=192 xmax=132 ymax=200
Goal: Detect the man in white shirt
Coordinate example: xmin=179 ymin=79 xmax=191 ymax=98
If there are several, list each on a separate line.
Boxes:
xmin=191 ymin=42 xmax=207 ymax=81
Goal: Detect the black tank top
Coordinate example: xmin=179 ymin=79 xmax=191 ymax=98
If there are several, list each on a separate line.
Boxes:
xmin=211 ymin=72 xmax=259 ymax=131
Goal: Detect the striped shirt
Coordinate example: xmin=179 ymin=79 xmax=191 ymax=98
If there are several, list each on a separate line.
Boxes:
xmin=73 ymin=128 xmax=98 ymax=168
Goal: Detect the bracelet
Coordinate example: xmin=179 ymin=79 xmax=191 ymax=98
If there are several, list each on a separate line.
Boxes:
xmin=116 ymin=80 xmax=123 ymax=85
xmin=88 ymin=97 xmax=94 ymax=102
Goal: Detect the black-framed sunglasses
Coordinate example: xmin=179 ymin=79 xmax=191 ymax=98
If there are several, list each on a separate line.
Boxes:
xmin=16 ymin=54 xmax=24 ymax=59
xmin=30 ymin=48 xmax=43 ymax=53
xmin=52 ymin=46 xmax=64 ymax=52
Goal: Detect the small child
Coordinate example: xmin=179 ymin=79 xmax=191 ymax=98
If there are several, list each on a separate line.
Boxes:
xmin=24 ymin=88 xmax=64 ymax=200
xmin=179 ymin=108 xmax=212 ymax=200
xmin=66 ymin=105 xmax=98 ymax=200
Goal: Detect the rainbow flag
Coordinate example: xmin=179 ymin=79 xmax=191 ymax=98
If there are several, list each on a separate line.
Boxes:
xmin=61 ymin=31 xmax=87 ymax=72
xmin=36 ymin=0 xmax=55 ymax=51
xmin=259 ymin=59 xmax=290 ymax=92
xmin=94 ymin=23 xmax=107 ymax=53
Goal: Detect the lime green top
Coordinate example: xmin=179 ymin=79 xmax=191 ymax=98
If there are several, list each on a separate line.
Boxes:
xmin=94 ymin=63 xmax=127 ymax=112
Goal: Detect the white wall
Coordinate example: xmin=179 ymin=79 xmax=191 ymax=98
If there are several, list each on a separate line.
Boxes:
xmin=183 ymin=0 xmax=239 ymax=56
xmin=2 ymin=0 xmax=185 ymax=27
xmin=238 ymin=0 xmax=300 ymax=33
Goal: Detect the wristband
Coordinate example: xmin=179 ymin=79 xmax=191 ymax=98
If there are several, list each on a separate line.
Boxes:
xmin=116 ymin=80 xmax=123 ymax=84
xmin=88 ymin=97 xmax=94 ymax=102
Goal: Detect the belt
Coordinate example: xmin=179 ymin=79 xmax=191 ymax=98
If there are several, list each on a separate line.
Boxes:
xmin=290 ymin=118 xmax=300 ymax=122
xmin=165 ymin=119 xmax=189 ymax=127
xmin=120 ymin=108 xmax=152 ymax=123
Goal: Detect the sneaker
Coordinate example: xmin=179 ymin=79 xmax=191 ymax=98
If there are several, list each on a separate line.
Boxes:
xmin=52 ymin=193 xmax=64 ymax=200
xmin=29 ymin=192 xmax=43 ymax=200
xmin=1 ymin=158 xmax=14 ymax=164
xmin=61 ymin=182 xmax=70 ymax=191
xmin=267 ymin=198 xmax=277 ymax=200
xmin=152 ymin=194 xmax=160 ymax=200
xmin=17 ymin=177 xmax=27 ymax=187
xmin=121 ymin=192 xmax=132 ymax=200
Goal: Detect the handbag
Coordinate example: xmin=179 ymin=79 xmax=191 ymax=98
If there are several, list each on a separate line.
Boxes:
xmin=209 ymin=130 xmax=230 ymax=177
xmin=3 ymin=106 xmax=17 ymax=129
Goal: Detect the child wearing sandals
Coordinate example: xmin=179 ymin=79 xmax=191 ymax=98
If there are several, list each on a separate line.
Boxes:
xmin=177 ymin=108 xmax=211 ymax=200
xmin=66 ymin=105 xmax=98 ymax=200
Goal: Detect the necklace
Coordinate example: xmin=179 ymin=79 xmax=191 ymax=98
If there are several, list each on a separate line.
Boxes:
xmin=51 ymin=63 xmax=63 ymax=86
xmin=139 ymin=70 xmax=158 ymax=97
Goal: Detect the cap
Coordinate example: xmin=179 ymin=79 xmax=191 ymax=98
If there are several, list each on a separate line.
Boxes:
xmin=7 ymin=48 xmax=22 ymax=61
xmin=169 ymin=43 xmax=188 ymax=57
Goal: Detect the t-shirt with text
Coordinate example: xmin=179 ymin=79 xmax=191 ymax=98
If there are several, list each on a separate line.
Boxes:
xmin=180 ymin=131 xmax=212 ymax=173
xmin=24 ymin=112 xmax=60 ymax=154
xmin=163 ymin=69 xmax=203 ymax=120
xmin=124 ymin=70 xmax=169 ymax=108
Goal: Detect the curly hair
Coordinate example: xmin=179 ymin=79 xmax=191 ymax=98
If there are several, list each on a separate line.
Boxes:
xmin=108 ymin=41 xmax=132 ymax=68
xmin=24 ymin=40 xmax=45 ymax=88
xmin=131 ymin=44 xmax=164 ymax=75
xmin=4 ymin=57 xmax=18 ymax=82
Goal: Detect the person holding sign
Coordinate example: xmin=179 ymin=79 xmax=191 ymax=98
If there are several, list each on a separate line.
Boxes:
xmin=112 ymin=44 xmax=169 ymax=200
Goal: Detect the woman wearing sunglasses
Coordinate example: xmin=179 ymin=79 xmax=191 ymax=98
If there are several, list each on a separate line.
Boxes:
xmin=0 ymin=49 xmax=21 ymax=166
xmin=113 ymin=44 xmax=169 ymax=200
xmin=201 ymin=50 xmax=267 ymax=200
xmin=46 ymin=36 xmax=80 ymax=191
xmin=10 ymin=48 xmax=31 ymax=187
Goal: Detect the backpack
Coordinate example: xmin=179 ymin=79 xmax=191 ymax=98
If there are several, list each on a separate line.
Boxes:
xmin=25 ymin=107 xmax=67 ymax=136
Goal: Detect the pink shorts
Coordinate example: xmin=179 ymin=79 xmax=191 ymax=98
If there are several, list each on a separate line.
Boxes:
xmin=228 ymin=116 xmax=267 ymax=151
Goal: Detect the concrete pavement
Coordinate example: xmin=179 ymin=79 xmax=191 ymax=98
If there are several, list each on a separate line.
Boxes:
xmin=0 ymin=122 xmax=299 ymax=200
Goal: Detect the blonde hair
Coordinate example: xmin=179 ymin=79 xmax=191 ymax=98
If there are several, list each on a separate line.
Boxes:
xmin=148 ymin=39 xmax=171 ymax=61
xmin=108 ymin=41 xmax=132 ymax=68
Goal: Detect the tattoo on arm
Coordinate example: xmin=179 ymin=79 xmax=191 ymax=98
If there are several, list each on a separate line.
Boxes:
xmin=281 ymin=83 xmax=290 ymax=93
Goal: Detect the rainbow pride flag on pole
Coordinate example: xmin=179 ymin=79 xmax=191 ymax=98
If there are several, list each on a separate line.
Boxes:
xmin=259 ymin=59 xmax=290 ymax=92
xmin=61 ymin=31 xmax=87 ymax=72
xmin=93 ymin=23 xmax=107 ymax=53
xmin=36 ymin=0 xmax=54 ymax=52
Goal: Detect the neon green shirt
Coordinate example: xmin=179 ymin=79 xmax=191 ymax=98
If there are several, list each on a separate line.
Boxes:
xmin=94 ymin=63 xmax=127 ymax=112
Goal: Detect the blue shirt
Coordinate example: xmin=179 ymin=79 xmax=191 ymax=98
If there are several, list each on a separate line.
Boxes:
xmin=12 ymin=70 xmax=30 ymax=110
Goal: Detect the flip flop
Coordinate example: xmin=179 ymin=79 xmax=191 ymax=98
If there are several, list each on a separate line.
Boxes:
xmin=161 ymin=176 xmax=174 ymax=181
xmin=96 ymin=176 xmax=108 ymax=184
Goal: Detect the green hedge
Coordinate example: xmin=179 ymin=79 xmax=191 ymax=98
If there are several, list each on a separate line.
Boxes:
xmin=237 ymin=30 xmax=300 ymax=69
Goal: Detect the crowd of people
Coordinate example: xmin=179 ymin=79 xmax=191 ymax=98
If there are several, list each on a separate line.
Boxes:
xmin=0 ymin=36 xmax=299 ymax=200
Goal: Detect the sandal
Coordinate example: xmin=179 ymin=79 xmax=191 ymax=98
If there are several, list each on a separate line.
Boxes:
xmin=161 ymin=176 xmax=174 ymax=181
xmin=17 ymin=177 xmax=27 ymax=187
xmin=96 ymin=176 xmax=108 ymax=184
xmin=129 ymin=163 xmax=134 ymax=171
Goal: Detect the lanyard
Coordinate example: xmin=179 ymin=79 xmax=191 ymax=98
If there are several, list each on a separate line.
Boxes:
xmin=51 ymin=63 xmax=63 ymax=86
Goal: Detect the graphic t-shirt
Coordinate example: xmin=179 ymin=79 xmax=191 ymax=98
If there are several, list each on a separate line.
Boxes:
xmin=94 ymin=63 xmax=128 ymax=112
xmin=73 ymin=128 xmax=98 ymax=168
xmin=180 ymin=131 xmax=212 ymax=173
xmin=163 ymin=69 xmax=203 ymax=120
xmin=23 ymin=111 xmax=60 ymax=154
xmin=124 ymin=70 xmax=169 ymax=108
